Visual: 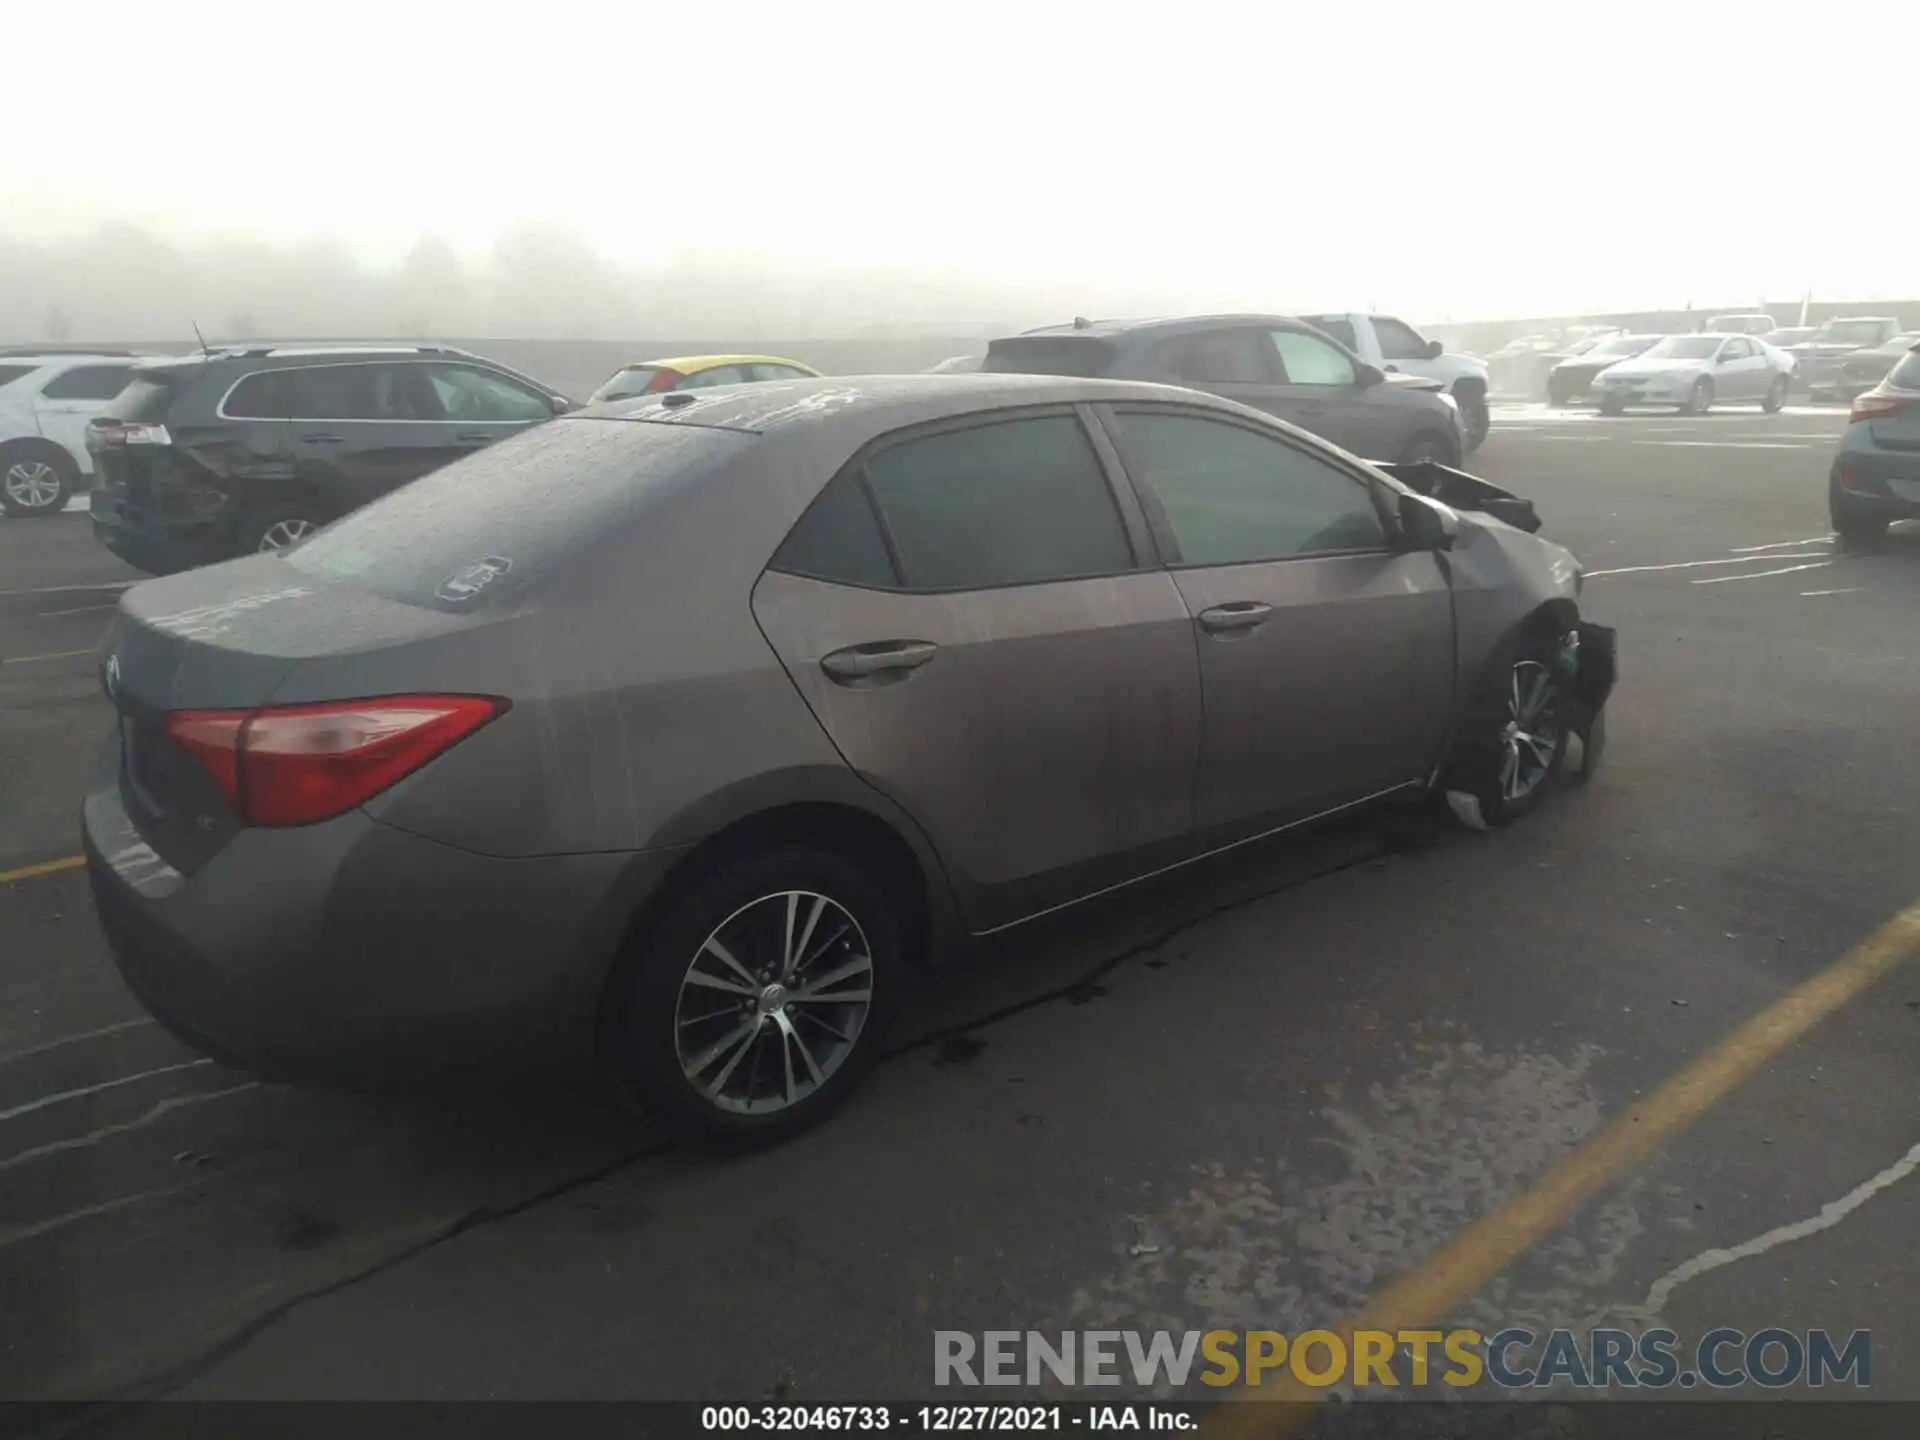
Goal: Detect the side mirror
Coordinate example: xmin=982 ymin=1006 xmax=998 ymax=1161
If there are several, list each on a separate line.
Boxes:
xmin=1425 ymin=338 xmax=1445 ymax=360
xmin=1397 ymin=492 xmax=1459 ymax=552
xmin=1356 ymin=362 xmax=1387 ymax=388
xmin=550 ymin=394 xmax=577 ymax=415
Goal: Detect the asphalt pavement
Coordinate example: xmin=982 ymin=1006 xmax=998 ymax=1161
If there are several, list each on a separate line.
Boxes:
xmin=2 ymin=402 xmax=1917 ymax=1418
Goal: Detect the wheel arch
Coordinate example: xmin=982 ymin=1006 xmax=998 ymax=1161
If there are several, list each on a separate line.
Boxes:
xmin=0 ymin=434 xmax=80 ymax=472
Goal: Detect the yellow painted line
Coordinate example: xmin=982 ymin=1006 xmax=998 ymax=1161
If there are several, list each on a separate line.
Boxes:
xmin=0 ymin=855 xmax=86 ymax=885
xmin=1208 ymin=899 xmax=1920 ymax=1436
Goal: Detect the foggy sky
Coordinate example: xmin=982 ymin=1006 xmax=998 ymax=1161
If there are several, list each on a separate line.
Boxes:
xmin=5 ymin=0 xmax=1912 ymax=341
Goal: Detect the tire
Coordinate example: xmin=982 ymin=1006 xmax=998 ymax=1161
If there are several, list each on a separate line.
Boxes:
xmin=1683 ymin=378 xmax=1713 ymax=415
xmin=1455 ymin=388 xmax=1490 ymax=452
xmin=605 ymin=845 xmax=905 ymax=1145
xmin=1761 ymin=375 xmax=1788 ymax=413
xmin=1446 ymin=630 xmax=1572 ymax=827
xmin=1830 ymin=498 xmax=1889 ymax=548
xmin=1403 ymin=432 xmax=1458 ymax=466
xmin=1 ymin=446 xmax=78 ymax=518
xmin=235 ymin=502 xmax=328 ymax=556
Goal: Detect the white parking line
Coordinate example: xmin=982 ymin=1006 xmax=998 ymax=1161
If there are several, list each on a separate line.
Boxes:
xmin=0 ymin=581 xmax=134 ymax=598
xmin=1732 ymin=536 xmax=1835 ymax=552
xmin=1693 ymin=561 xmax=1832 ymax=586
xmin=1585 ymin=553 xmax=1829 ymax=578
xmin=2 ymin=647 xmax=100 ymax=665
xmin=1642 ymin=440 xmax=1820 ymax=449
xmin=1802 ymin=588 xmax=1862 ymax=597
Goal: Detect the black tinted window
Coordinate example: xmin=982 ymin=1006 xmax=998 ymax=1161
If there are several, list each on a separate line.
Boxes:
xmin=40 ymin=365 xmax=134 ymax=400
xmin=772 ymin=475 xmax=899 ymax=588
xmin=285 ymin=419 xmax=757 ymax=611
xmin=1888 ymin=351 xmax=1920 ymax=390
xmin=1306 ymin=316 xmax=1358 ymax=349
xmin=284 ymin=364 xmax=437 ymax=421
xmin=1113 ymin=411 xmax=1385 ymax=565
xmin=1372 ymin=318 xmax=1430 ymax=361
xmin=425 ymin=364 xmax=552 ymax=422
xmin=222 ymin=371 xmax=292 ymax=418
xmin=864 ymin=415 xmax=1133 ymax=590
xmin=1158 ymin=331 xmax=1270 ymax=385
xmin=749 ymin=364 xmax=811 ymax=382
xmin=979 ymin=338 xmax=1118 ymax=377
xmin=678 ymin=366 xmax=750 ymax=390
xmin=0 ymin=365 xmax=35 ymax=390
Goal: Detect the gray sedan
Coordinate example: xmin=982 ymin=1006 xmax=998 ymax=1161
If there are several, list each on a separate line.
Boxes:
xmin=1593 ymin=333 xmax=1793 ymax=414
xmin=84 ymin=375 xmax=1616 ymax=1143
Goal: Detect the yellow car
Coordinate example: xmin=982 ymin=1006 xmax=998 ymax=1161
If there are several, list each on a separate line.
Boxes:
xmin=589 ymin=354 xmax=821 ymax=402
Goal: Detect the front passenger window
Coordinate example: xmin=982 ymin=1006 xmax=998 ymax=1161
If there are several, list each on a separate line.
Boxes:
xmin=1113 ymin=410 xmax=1385 ymax=565
xmin=1270 ymin=330 xmax=1358 ymax=387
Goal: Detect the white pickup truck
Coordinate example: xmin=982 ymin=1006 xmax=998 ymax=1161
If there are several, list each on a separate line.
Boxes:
xmin=1301 ymin=313 xmax=1492 ymax=452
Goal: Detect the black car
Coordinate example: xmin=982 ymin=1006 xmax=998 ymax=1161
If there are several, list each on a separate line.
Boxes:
xmin=1834 ymin=330 xmax=1920 ymax=401
xmin=1829 ymin=341 xmax=1920 ymax=545
xmin=978 ymin=316 xmax=1466 ymax=466
xmin=88 ymin=344 xmax=574 ymax=574
xmin=1547 ymin=333 xmax=1664 ymax=406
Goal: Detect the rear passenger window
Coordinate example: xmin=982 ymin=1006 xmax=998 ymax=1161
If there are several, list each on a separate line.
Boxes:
xmin=771 ymin=475 xmax=899 ymax=589
xmin=40 ymin=365 xmax=134 ymax=400
xmin=863 ymin=415 xmax=1135 ymax=590
xmin=222 ymin=372 xmax=292 ymax=418
xmin=1157 ymin=331 xmax=1271 ymax=385
xmin=1113 ymin=410 xmax=1386 ymax=564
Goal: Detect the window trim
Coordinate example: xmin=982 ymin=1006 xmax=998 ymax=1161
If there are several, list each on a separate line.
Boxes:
xmin=1092 ymin=401 xmax=1399 ymax=570
xmin=765 ymin=403 xmax=1153 ymax=596
xmin=215 ymin=359 xmax=555 ymax=424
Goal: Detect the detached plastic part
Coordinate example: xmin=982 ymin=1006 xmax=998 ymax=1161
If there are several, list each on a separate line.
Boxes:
xmin=1445 ymin=790 xmax=1490 ymax=831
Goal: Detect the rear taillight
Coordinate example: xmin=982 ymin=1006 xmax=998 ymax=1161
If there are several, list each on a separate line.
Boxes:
xmin=164 ymin=695 xmax=506 ymax=827
xmin=645 ymin=368 xmax=686 ymax=393
xmin=96 ymin=422 xmax=173 ymax=446
xmin=1850 ymin=392 xmax=1915 ymax=423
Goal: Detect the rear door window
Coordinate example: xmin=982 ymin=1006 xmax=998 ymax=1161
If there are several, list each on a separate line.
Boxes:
xmin=285 ymin=418 xmax=758 ymax=611
xmin=748 ymin=363 xmax=813 ymax=382
xmin=978 ymin=337 xmax=1120 ymax=377
xmin=0 ymin=365 xmax=38 ymax=390
xmin=859 ymin=413 xmax=1136 ymax=590
xmin=283 ymin=364 xmax=437 ymax=421
xmin=39 ymin=365 xmax=134 ymax=401
xmin=770 ymin=472 xmax=900 ymax=589
xmin=1156 ymin=330 xmax=1273 ymax=385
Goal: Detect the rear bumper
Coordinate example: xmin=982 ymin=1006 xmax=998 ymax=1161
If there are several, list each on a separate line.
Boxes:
xmin=82 ymin=753 xmax=684 ymax=1087
xmin=89 ymin=499 xmax=227 ymax=575
xmin=1831 ymin=452 xmax=1920 ymax=520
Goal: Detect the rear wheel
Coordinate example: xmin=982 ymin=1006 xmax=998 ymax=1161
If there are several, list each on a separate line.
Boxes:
xmin=1761 ymin=375 xmax=1788 ymax=412
xmin=1830 ymin=498 xmax=1889 ymax=548
xmin=1683 ymin=378 xmax=1714 ymax=415
xmin=237 ymin=503 xmax=328 ymax=556
xmin=1454 ymin=388 xmax=1490 ymax=452
xmin=606 ymin=845 xmax=904 ymax=1145
xmin=1 ymin=447 xmax=77 ymax=518
xmin=1402 ymin=432 xmax=1457 ymax=466
xmin=1596 ymin=397 xmax=1624 ymax=416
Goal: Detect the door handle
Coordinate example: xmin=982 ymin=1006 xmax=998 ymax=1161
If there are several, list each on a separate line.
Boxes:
xmin=820 ymin=641 xmax=939 ymax=681
xmin=455 ymin=431 xmax=493 ymax=444
xmin=1197 ymin=602 xmax=1273 ymax=634
xmin=300 ymin=434 xmax=343 ymax=445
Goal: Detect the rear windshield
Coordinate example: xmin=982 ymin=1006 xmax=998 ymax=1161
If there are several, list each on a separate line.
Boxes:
xmin=979 ymin=337 xmax=1120 ymax=378
xmin=0 ymin=364 xmax=36 ymax=390
xmin=1889 ymin=350 xmax=1920 ymax=391
xmin=107 ymin=370 xmax=190 ymax=422
xmin=1816 ymin=319 xmax=1892 ymax=346
xmin=284 ymin=417 xmax=755 ymax=612
xmin=591 ymin=367 xmax=666 ymax=403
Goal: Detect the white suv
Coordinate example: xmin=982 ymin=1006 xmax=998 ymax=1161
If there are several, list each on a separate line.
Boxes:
xmin=0 ymin=351 xmax=143 ymax=517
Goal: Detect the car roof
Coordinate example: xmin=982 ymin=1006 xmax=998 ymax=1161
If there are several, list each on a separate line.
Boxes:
xmin=579 ymin=372 xmax=1230 ymax=436
xmin=0 ymin=351 xmax=143 ymax=365
xmin=616 ymin=355 xmax=817 ymax=374
xmin=1011 ymin=314 xmax=1320 ymax=342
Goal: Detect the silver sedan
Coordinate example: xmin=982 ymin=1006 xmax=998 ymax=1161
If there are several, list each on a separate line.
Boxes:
xmin=1591 ymin=333 xmax=1793 ymax=415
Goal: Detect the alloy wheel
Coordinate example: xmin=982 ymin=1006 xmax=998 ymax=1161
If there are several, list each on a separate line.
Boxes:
xmin=674 ymin=890 xmax=874 ymax=1116
xmin=1498 ymin=660 xmax=1562 ymax=804
xmin=4 ymin=461 xmax=63 ymax=510
xmin=257 ymin=517 xmax=318 ymax=551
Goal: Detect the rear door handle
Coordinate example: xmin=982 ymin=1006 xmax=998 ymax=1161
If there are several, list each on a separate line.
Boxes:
xmin=455 ymin=431 xmax=493 ymax=444
xmin=821 ymin=641 xmax=939 ymax=682
xmin=300 ymin=434 xmax=343 ymax=445
xmin=1197 ymin=602 xmax=1273 ymax=634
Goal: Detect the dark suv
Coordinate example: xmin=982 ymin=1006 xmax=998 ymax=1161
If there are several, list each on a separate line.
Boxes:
xmin=979 ymin=316 xmax=1465 ymax=467
xmin=88 ymin=344 xmax=574 ymax=574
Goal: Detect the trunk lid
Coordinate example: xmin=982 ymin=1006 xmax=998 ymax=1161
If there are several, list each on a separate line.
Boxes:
xmin=103 ymin=556 xmax=493 ymax=871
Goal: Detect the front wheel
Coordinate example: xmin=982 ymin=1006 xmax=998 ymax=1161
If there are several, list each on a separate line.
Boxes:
xmin=606 ymin=846 xmax=905 ymax=1145
xmin=1 ymin=448 xmax=78 ymax=518
xmin=1596 ymin=397 xmax=1624 ymax=417
xmin=1403 ymin=433 xmax=1458 ymax=466
xmin=1761 ymin=375 xmax=1788 ymax=413
xmin=1456 ymin=390 xmax=1490 ymax=452
xmin=1446 ymin=639 xmax=1571 ymax=827
xmin=1683 ymin=378 xmax=1714 ymax=415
